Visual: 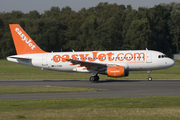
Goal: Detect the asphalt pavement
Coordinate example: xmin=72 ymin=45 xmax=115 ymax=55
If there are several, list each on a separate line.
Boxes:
xmin=0 ymin=79 xmax=180 ymax=100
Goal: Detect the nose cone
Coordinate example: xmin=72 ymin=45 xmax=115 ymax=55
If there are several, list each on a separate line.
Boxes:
xmin=167 ymin=58 xmax=175 ymax=68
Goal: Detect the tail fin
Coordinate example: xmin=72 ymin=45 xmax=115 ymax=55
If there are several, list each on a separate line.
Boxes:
xmin=9 ymin=24 xmax=47 ymax=55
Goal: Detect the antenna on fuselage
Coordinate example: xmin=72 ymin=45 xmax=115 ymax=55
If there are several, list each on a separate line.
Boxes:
xmin=146 ymin=48 xmax=148 ymax=51
xmin=72 ymin=49 xmax=75 ymax=52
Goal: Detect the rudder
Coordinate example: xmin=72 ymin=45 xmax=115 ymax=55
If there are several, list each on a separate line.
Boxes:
xmin=9 ymin=24 xmax=46 ymax=55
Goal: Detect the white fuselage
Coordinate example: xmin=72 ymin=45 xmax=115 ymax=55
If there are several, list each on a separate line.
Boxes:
xmin=8 ymin=24 xmax=175 ymax=81
xmin=7 ymin=50 xmax=175 ymax=73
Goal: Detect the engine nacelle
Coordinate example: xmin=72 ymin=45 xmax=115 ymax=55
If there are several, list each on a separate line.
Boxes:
xmin=99 ymin=66 xmax=129 ymax=77
xmin=107 ymin=66 xmax=125 ymax=77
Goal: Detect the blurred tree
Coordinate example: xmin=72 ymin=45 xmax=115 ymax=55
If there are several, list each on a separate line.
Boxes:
xmin=124 ymin=18 xmax=151 ymax=50
xmin=149 ymin=5 xmax=171 ymax=55
xmin=167 ymin=2 xmax=180 ymax=53
xmin=27 ymin=10 xmax=40 ymax=20
xmin=0 ymin=2 xmax=180 ymax=58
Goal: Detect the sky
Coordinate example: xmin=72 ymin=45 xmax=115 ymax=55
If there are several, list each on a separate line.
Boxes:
xmin=0 ymin=0 xmax=180 ymax=14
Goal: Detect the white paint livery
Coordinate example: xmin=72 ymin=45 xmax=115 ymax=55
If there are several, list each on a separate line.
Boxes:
xmin=7 ymin=24 xmax=175 ymax=82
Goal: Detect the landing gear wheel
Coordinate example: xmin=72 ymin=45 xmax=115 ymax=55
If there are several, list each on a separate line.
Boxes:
xmin=148 ymin=77 xmax=152 ymax=81
xmin=89 ymin=76 xmax=99 ymax=82
xmin=95 ymin=76 xmax=99 ymax=81
xmin=147 ymin=71 xmax=152 ymax=81
xmin=89 ymin=76 xmax=95 ymax=82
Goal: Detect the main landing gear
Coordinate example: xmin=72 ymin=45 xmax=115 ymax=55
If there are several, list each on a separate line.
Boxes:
xmin=89 ymin=73 xmax=99 ymax=82
xmin=147 ymin=71 xmax=152 ymax=81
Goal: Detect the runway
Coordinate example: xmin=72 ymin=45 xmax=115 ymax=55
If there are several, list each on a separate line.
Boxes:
xmin=0 ymin=80 xmax=180 ymax=100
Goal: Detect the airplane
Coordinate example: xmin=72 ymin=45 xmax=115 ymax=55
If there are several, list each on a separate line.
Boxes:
xmin=7 ymin=24 xmax=175 ymax=82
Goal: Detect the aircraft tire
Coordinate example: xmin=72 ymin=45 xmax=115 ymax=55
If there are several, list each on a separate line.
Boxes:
xmin=95 ymin=76 xmax=99 ymax=81
xmin=148 ymin=77 xmax=152 ymax=81
xmin=90 ymin=76 xmax=95 ymax=82
xmin=89 ymin=76 xmax=99 ymax=82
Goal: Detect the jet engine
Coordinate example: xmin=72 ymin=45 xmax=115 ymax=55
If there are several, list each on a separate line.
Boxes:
xmin=99 ymin=66 xmax=129 ymax=77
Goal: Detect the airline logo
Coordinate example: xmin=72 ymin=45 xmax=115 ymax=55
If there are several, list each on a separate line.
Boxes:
xmin=15 ymin=28 xmax=35 ymax=50
xmin=110 ymin=70 xmax=120 ymax=73
xmin=52 ymin=52 xmax=145 ymax=63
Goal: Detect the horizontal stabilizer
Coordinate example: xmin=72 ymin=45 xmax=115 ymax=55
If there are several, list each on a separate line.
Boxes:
xmin=7 ymin=56 xmax=31 ymax=60
xmin=6 ymin=55 xmax=32 ymax=64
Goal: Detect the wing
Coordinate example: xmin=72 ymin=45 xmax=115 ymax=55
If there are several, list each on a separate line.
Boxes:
xmin=66 ymin=59 xmax=106 ymax=67
xmin=66 ymin=59 xmax=107 ymax=72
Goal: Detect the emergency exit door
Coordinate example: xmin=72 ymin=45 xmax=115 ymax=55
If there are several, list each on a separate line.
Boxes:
xmin=42 ymin=55 xmax=48 ymax=67
xmin=146 ymin=52 xmax=152 ymax=63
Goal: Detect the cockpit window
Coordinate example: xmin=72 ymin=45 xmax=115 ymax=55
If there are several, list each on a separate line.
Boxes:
xmin=158 ymin=55 xmax=167 ymax=58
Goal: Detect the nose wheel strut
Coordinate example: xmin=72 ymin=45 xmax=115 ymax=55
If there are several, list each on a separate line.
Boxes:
xmin=147 ymin=71 xmax=152 ymax=81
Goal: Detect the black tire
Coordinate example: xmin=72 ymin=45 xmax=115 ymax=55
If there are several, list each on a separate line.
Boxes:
xmin=89 ymin=76 xmax=95 ymax=82
xmin=148 ymin=77 xmax=152 ymax=81
xmin=95 ymin=76 xmax=99 ymax=81
xmin=89 ymin=76 xmax=99 ymax=82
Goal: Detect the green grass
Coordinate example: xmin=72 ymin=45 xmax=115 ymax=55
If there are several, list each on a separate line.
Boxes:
xmin=0 ymin=97 xmax=180 ymax=120
xmin=1 ymin=60 xmax=180 ymax=120
xmin=0 ymin=87 xmax=98 ymax=94
xmin=0 ymin=59 xmax=180 ymax=80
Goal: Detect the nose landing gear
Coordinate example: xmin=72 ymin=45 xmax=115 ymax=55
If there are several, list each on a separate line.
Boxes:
xmin=147 ymin=71 xmax=152 ymax=81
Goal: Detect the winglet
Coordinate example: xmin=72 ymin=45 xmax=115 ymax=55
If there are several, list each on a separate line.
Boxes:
xmin=9 ymin=24 xmax=47 ymax=55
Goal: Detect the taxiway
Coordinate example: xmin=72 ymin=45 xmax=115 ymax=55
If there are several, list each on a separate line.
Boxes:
xmin=0 ymin=79 xmax=180 ymax=100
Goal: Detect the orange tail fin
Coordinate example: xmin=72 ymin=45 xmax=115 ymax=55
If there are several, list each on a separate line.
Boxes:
xmin=9 ymin=24 xmax=47 ymax=55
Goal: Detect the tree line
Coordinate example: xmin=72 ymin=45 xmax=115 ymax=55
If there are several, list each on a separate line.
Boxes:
xmin=0 ymin=2 xmax=180 ymax=59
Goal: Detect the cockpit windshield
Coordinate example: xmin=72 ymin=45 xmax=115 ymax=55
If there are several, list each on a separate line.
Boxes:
xmin=158 ymin=55 xmax=167 ymax=58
